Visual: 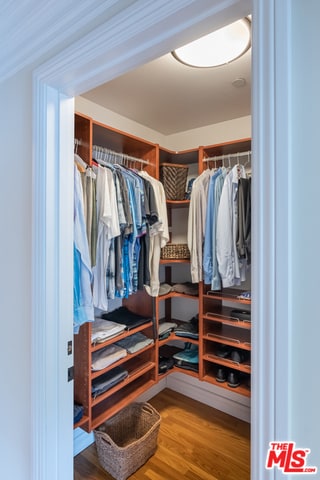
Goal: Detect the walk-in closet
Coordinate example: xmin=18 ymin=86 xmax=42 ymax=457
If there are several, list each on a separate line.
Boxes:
xmin=73 ymin=21 xmax=252 ymax=474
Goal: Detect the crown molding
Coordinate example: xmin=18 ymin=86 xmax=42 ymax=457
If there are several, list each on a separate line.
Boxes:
xmin=1 ymin=0 xmax=251 ymax=85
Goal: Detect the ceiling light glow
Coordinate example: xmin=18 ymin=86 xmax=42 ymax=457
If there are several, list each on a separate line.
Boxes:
xmin=172 ymin=18 xmax=251 ymax=68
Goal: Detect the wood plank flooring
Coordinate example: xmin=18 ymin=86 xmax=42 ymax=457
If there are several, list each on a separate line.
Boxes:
xmin=74 ymin=388 xmax=250 ymax=480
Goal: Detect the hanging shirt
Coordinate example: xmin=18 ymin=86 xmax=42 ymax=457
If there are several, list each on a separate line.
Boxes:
xmin=187 ymin=169 xmax=212 ymax=283
xmin=216 ymin=164 xmax=247 ymax=288
xmin=139 ymin=171 xmax=169 ymax=296
xmin=203 ymin=167 xmax=227 ymax=289
xmin=81 ymin=167 xmax=97 ymax=267
xmin=237 ymin=177 xmax=251 ymax=266
xmin=92 ymin=165 xmax=120 ymax=310
xmin=73 ymin=164 xmax=94 ymax=333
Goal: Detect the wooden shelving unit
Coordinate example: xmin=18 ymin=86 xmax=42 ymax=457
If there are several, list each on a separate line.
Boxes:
xmin=200 ymin=285 xmax=251 ymax=397
xmin=73 ymin=111 xmax=252 ymax=432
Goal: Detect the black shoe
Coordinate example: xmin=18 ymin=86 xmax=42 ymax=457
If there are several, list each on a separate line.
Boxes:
xmin=230 ymin=350 xmax=245 ymax=363
xmin=216 ymin=345 xmax=231 ymax=358
xmin=227 ymin=372 xmax=240 ymax=388
xmin=216 ymin=367 xmax=227 ymax=383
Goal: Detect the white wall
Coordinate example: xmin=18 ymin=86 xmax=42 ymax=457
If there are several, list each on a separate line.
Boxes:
xmin=290 ymin=0 xmax=320 ymax=460
xmin=75 ymin=96 xmax=251 ymax=150
xmin=0 ymin=68 xmax=33 ymax=478
xmin=165 ymin=115 xmax=251 ymax=151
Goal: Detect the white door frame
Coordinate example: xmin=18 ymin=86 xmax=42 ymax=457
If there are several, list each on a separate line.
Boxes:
xmin=32 ymin=1 xmax=291 ymax=479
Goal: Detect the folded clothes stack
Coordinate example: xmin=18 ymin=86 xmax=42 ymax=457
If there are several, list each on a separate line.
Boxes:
xmin=158 ymin=282 xmax=199 ymax=296
xmin=74 ymin=404 xmax=84 ymax=424
xmin=115 ymin=332 xmax=154 ymax=354
xmin=91 ymin=344 xmax=127 ymax=371
xmin=101 ymin=306 xmax=152 ymax=330
xmin=174 ymin=316 xmax=199 ymax=340
xmin=91 ymin=366 xmax=129 ymax=398
xmin=91 ymin=318 xmax=126 ymax=344
xmin=158 ymin=321 xmax=178 ymax=340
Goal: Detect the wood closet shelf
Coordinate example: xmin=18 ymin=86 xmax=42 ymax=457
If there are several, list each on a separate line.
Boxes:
xmin=73 ymin=112 xmax=251 ymax=433
xmin=90 ymin=321 xmax=153 ymax=352
xmin=200 ymin=282 xmax=252 ymax=397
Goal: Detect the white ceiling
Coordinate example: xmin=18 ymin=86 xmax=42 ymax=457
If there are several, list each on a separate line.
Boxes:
xmin=82 ymin=25 xmax=251 ymax=135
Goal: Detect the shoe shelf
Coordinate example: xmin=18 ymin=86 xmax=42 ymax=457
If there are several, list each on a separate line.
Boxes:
xmin=202 ymin=325 xmax=251 ymax=350
xmin=202 ymin=364 xmax=251 ymax=397
xmin=203 ymin=352 xmax=251 ymax=374
xmin=199 ymin=283 xmax=251 ymax=397
xmin=203 ymin=310 xmax=251 ymax=329
xmin=203 ymin=288 xmax=251 ymax=305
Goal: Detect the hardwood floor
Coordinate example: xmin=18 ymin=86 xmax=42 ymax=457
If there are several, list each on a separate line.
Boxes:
xmin=74 ymin=388 xmax=250 ymax=480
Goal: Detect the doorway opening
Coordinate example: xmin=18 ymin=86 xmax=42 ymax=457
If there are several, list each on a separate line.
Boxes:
xmin=32 ymin=2 xmax=286 ymax=479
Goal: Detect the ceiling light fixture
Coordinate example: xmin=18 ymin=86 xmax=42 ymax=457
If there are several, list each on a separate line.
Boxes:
xmin=172 ymin=18 xmax=251 ymax=68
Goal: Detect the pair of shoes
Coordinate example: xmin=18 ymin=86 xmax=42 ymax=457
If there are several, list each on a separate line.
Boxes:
xmin=227 ymin=372 xmax=240 ymax=388
xmin=216 ymin=346 xmax=245 ymax=364
xmin=216 ymin=368 xmax=241 ymax=388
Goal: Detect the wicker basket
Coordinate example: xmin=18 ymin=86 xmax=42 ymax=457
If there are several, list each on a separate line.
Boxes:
xmin=160 ymin=163 xmax=189 ymax=200
xmin=161 ymin=243 xmax=190 ymax=260
xmin=94 ymin=402 xmax=161 ymax=480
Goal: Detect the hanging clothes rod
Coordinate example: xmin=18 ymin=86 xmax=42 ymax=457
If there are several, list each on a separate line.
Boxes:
xmin=203 ymin=149 xmax=251 ymax=164
xmin=92 ymin=144 xmax=149 ymax=165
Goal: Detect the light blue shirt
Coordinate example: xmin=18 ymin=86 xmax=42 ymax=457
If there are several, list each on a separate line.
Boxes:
xmin=203 ymin=168 xmax=226 ymax=289
xmin=74 ymin=165 xmax=94 ymax=333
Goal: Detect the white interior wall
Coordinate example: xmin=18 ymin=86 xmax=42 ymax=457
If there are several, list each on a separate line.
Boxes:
xmin=290 ymin=0 xmax=320 ymax=459
xmin=75 ymin=96 xmax=251 ymax=151
xmin=0 ymin=68 xmax=33 ymax=479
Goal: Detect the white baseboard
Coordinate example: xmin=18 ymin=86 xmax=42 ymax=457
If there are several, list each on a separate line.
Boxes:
xmin=166 ymin=372 xmax=251 ymax=423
